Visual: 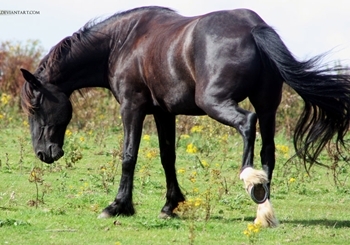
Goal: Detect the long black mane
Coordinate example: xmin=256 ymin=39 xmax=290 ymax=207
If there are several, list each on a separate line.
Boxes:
xmin=38 ymin=6 xmax=176 ymax=80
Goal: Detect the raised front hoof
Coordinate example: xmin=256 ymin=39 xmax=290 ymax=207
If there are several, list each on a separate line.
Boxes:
xmin=249 ymin=183 xmax=269 ymax=204
xmin=98 ymin=201 xmax=135 ymax=219
xmin=158 ymin=212 xmax=178 ymax=219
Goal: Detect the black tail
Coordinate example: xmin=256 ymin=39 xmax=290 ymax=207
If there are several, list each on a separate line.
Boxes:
xmin=251 ymin=25 xmax=350 ymax=166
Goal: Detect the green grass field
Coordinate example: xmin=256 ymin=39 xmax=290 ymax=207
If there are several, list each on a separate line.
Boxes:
xmin=1 ymin=92 xmax=350 ymax=244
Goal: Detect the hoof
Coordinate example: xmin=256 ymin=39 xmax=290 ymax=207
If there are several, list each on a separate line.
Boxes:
xmin=98 ymin=200 xmax=135 ymax=218
xmin=249 ymin=183 xmax=269 ymax=204
xmin=240 ymin=167 xmax=269 ymax=203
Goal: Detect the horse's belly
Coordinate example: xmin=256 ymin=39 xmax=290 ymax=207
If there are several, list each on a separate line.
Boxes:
xmin=153 ymin=90 xmax=204 ymax=115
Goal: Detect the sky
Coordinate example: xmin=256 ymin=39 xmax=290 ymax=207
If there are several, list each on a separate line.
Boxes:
xmin=1 ymin=0 xmax=350 ymax=66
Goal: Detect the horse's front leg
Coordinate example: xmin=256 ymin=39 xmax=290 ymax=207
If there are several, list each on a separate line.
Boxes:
xmin=99 ymin=107 xmax=146 ymax=218
xmin=153 ymin=112 xmax=185 ymax=218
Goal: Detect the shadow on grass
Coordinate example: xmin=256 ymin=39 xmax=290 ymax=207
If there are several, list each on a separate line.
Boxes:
xmin=281 ymin=219 xmax=350 ymax=228
xmin=154 ymin=212 xmax=350 ymax=229
xmin=208 ymin=215 xmax=350 ymax=228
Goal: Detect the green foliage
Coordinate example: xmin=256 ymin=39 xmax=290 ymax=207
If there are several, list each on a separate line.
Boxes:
xmin=2 ymin=109 xmax=350 ymax=244
xmin=0 ymin=219 xmax=30 ymax=227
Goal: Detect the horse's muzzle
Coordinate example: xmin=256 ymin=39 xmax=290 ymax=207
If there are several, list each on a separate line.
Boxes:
xmin=36 ymin=145 xmax=64 ymax=163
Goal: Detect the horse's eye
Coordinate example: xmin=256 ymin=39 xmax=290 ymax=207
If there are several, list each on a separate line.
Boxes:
xmin=32 ymin=94 xmax=43 ymax=109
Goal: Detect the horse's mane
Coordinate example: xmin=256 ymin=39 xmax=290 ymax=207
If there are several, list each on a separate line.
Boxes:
xmin=40 ymin=6 xmax=175 ymax=78
xmin=21 ymin=82 xmax=35 ymax=115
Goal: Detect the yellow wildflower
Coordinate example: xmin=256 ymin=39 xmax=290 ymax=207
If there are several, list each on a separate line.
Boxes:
xmin=243 ymin=222 xmax=261 ymax=239
xmin=190 ymin=125 xmax=204 ymax=133
xmin=143 ymin=134 xmax=150 ymax=141
xmin=186 ymin=143 xmax=198 ymax=153
xmin=253 ymin=226 xmax=260 ymax=233
xmin=177 ymin=168 xmax=186 ymax=174
xmin=1 ymin=93 xmax=11 ymax=105
xmin=146 ymin=150 xmax=157 ymax=159
xmin=201 ymin=160 xmax=210 ymax=168
xmin=65 ymin=129 xmax=72 ymax=136
xmin=180 ymin=134 xmax=190 ymax=139
xmin=194 ymin=198 xmax=202 ymax=207
xmin=247 ymin=223 xmax=255 ymax=231
xmin=220 ymin=134 xmax=228 ymax=142
xmin=276 ymin=144 xmax=289 ymax=154
xmin=189 ymin=171 xmax=197 ymax=183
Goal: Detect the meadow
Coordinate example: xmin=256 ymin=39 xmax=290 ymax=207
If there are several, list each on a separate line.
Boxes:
xmin=1 ymin=88 xmax=350 ymax=245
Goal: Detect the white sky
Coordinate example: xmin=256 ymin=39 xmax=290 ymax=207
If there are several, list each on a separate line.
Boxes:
xmin=1 ymin=0 xmax=350 ymax=66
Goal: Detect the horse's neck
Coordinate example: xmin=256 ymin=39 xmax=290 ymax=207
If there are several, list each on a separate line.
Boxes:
xmin=45 ymin=13 xmax=144 ymax=95
xmin=45 ymin=33 xmax=112 ymax=94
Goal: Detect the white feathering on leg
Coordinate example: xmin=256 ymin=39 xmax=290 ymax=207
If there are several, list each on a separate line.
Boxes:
xmin=255 ymin=199 xmax=279 ymax=228
xmin=240 ymin=167 xmax=278 ymax=227
xmin=239 ymin=167 xmax=268 ymax=191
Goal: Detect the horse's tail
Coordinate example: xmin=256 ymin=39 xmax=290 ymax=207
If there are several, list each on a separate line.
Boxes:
xmin=251 ymin=24 xmax=350 ymax=167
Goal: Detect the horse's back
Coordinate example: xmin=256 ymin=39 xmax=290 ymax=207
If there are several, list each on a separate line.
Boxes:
xmin=110 ymin=8 xmax=268 ymax=114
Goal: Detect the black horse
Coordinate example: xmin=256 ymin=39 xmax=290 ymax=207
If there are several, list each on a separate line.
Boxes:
xmin=20 ymin=6 xmax=350 ymax=227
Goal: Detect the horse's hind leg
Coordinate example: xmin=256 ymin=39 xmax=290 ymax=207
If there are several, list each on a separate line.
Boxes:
xmin=153 ymin=112 xmax=185 ymax=218
xmin=197 ymin=97 xmax=267 ymax=185
xmin=248 ymin=80 xmax=283 ymax=227
xmin=254 ymin=110 xmax=279 ymax=227
xmin=195 ymin=78 xmax=273 ymax=224
xmin=195 ymin=94 xmax=258 ymax=169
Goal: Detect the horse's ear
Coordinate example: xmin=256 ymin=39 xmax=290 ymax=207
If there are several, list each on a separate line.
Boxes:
xmin=20 ymin=68 xmax=41 ymax=89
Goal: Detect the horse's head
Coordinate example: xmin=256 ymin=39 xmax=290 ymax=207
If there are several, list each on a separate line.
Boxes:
xmin=20 ymin=69 xmax=72 ymax=163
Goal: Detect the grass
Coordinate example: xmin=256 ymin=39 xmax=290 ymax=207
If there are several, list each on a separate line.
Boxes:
xmin=1 ymin=93 xmax=350 ymax=244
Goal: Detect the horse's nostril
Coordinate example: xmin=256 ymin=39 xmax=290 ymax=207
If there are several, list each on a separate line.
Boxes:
xmin=37 ymin=151 xmax=44 ymax=161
